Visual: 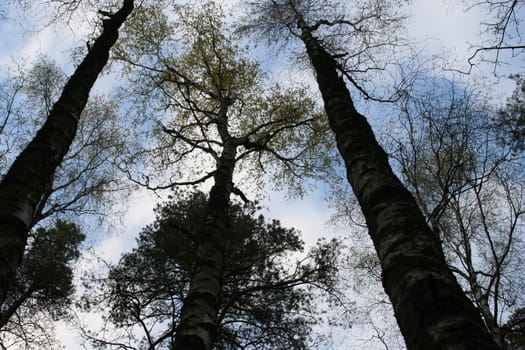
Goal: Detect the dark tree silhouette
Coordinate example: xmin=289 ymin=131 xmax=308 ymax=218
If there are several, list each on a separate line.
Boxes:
xmin=83 ymin=191 xmax=344 ymax=350
xmin=505 ymin=308 xmax=525 ymax=350
xmin=496 ymin=75 xmax=525 ymax=151
xmin=241 ymin=1 xmax=500 ymax=349
xmin=0 ymin=221 xmax=84 ymax=349
xmin=0 ymin=0 xmax=133 ymax=307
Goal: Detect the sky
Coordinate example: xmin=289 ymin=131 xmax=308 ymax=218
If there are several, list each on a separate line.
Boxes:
xmin=0 ymin=0 xmax=522 ymax=349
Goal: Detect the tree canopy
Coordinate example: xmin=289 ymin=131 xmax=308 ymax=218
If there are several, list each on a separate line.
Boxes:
xmin=496 ymin=75 xmax=525 ymax=151
xmin=83 ymin=191 xmax=346 ymax=349
xmin=0 ymin=221 xmax=85 ymax=349
xmin=114 ymin=1 xmax=337 ymax=197
xmin=0 ymin=1 xmax=524 ymax=349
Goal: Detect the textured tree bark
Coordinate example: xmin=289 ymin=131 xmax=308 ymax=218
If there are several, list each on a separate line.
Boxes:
xmin=172 ymin=106 xmax=236 ymax=350
xmin=298 ymin=24 xmax=500 ymax=350
xmin=0 ymin=0 xmax=134 ymax=306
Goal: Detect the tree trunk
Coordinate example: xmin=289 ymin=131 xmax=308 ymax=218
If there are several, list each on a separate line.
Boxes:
xmin=0 ymin=0 xmax=133 ymax=306
xmin=173 ymin=105 xmax=237 ymax=350
xmin=298 ymin=24 xmax=500 ymax=350
xmin=472 ymin=279 xmax=506 ymax=349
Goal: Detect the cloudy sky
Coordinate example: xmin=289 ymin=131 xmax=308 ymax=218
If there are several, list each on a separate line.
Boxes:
xmin=0 ymin=0 xmax=521 ymax=348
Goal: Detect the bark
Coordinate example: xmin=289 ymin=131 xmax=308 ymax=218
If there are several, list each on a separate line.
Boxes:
xmin=173 ymin=102 xmax=236 ymax=350
xmin=297 ymin=23 xmax=500 ymax=350
xmin=0 ymin=0 xmax=133 ymax=306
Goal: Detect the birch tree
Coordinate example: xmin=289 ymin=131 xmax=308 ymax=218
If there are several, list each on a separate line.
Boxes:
xmin=114 ymin=3 xmax=335 ymax=349
xmin=390 ymin=79 xmax=525 ymax=348
xmin=240 ymin=1 xmax=500 ymax=348
xmin=329 ymin=78 xmax=525 ymax=349
xmin=0 ymin=57 xmax=128 ymax=223
xmin=0 ymin=0 xmax=133 ymax=310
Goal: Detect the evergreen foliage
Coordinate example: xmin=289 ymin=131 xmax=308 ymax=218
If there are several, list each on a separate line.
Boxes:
xmin=0 ymin=221 xmax=84 ymax=348
xmin=84 ymin=191 xmax=344 ymax=349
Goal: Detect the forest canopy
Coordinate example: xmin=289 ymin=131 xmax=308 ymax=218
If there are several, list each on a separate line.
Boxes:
xmin=0 ymin=0 xmax=523 ymax=349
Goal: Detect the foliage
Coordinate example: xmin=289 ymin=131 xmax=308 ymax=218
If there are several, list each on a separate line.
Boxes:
xmin=238 ymin=0 xmax=411 ymax=101
xmin=0 ymin=221 xmax=85 ymax=349
xmin=505 ymin=307 xmax=525 ymax=350
xmin=82 ymin=191 xmax=347 ymax=349
xmin=390 ymin=78 xmax=525 ymax=346
xmin=496 ymin=75 xmax=525 ymax=151
xmin=0 ymin=56 xmax=130 ymax=225
xmin=114 ymin=1 xmax=338 ymax=197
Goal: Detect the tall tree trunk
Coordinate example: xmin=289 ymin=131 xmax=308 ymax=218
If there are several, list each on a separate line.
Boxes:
xmin=0 ymin=0 xmax=134 ymax=306
xmin=297 ymin=23 xmax=500 ymax=350
xmin=173 ymin=103 xmax=236 ymax=350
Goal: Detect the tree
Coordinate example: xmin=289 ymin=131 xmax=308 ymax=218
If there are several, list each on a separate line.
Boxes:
xmin=0 ymin=56 xmax=129 ymax=223
xmin=330 ymin=77 xmax=525 ymax=349
xmin=0 ymin=220 xmax=85 ymax=349
xmin=241 ymin=0 xmax=500 ymax=348
xmin=327 ymin=181 xmax=406 ymax=350
xmin=113 ymin=3 xmax=334 ymax=348
xmin=82 ymin=191 xmax=345 ymax=350
xmin=0 ymin=0 xmax=134 ymax=307
xmin=389 ymin=78 xmax=525 ymax=348
xmin=495 ymin=75 xmax=525 ymax=151
xmin=504 ymin=308 xmax=525 ymax=349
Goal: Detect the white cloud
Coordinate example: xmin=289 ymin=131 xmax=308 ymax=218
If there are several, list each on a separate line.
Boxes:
xmin=95 ymin=188 xmax=157 ymax=263
xmin=264 ymin=188 xmax=335 ymax=247
xmin=408 ymin=1 xmax=483 ymax=55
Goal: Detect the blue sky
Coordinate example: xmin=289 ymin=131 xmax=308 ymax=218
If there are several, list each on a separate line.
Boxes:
xmin=0 ymin=0 xmax=523 ymax=348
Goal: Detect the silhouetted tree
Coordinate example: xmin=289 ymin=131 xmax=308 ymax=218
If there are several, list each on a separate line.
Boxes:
xmin=0 ymin=0 xmax=133 ymax=307
xmin=505 ymin=308 xmax=525 ymax=350
xmin=496 ymin=75 xmax=525 ymax=151
xmin=113 ymin=3 xmax=334 ymax=348
xmin=240 ymin=1 xmax=499 ymax=348
xmin=0 ymin=221 xmax=85 ymax=349
xmin=82 ymin=191 xmax=344 ymax=350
